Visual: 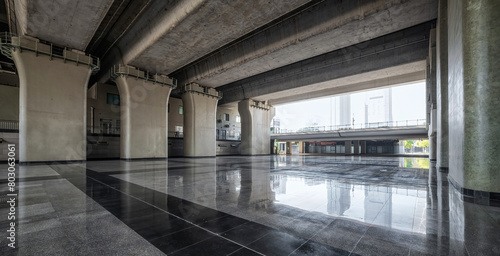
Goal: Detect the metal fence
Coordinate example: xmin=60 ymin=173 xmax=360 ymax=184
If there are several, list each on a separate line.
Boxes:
xmin=272 ymin=119 xmax=426 ymax=134
xmin=0 ymin=120 xmax=18 ymax=130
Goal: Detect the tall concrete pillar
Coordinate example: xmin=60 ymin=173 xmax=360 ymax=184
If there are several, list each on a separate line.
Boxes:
xmin=112 ymin=66 xmax=175 ymax=160
xmin=436 ymin=0 xmax=449 ymax=171
xmin=344 ymin=141 xmax=352 ymax=154
xmin=238 ymin=99 xmax=275 ymax=155
xmin=181 ymin=83 xmax=220 ymax=157
xmin=353 ymin=140 xmax=360 ymax=155
xmin=10 ymin=36 xmax=95 ymax=163
xmin=448 ymin=0 xmax=500 ymax=202
xmin=360 ymin=141 xmax=367 ymax=154
xmin=427 ymin=28 xmax=438 ymax=162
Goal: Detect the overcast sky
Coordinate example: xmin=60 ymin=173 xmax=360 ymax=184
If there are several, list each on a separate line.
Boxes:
xmin=274 ymin=81 xmax=426 ymax=131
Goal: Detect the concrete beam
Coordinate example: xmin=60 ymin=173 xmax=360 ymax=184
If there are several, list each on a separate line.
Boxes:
xmin=96 ymin=0 xmax=310 ymax=83
xmin=12 ymin=0 xmax=114 ymax=50
xmin=173 ymin=0 xmax=437 ymax=87
xmin=219 ymin=22 xmax=433 ymax=105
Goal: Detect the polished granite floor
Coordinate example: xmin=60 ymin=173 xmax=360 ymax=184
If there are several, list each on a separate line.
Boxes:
xmin=1 ymin=155 xmax=499 ymax=255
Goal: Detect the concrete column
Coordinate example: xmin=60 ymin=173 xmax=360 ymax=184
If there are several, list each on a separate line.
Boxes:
xmin=427 ymin=28 xmax=437 ymax=162
xmin=360 ymin=141 xmax=367 ymax=154
xmin=344 ymin=141 xmax=352 ymax=154
xmin=238 ymin=99 xmax=275 ymax=155
xmin=114 ymin=68 xmax=173 ymax=159
xmin=11 ymin=37 xmax=92 ymax=163
xmin=182 ymin=83 xmax=220 ymax=157
xmin=448 ymin=0 xmax=500 ymax=197
xmin=436 ymin=0 xmax=449 ymax=171
xmin=353 ymin=140 xmax=360 ymax=155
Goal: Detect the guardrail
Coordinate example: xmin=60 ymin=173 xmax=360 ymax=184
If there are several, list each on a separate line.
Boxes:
xmin=272 ymin=119 xmax=426 ymax=135
xmin=0 ymin=32 xmax=100 ymax=73
xmin=0 ymin=120 xmax=18 ymax=131
xmin=87 ymin=126 xmax=120 ymax=135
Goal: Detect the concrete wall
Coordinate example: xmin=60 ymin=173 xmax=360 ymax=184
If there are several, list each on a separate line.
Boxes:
xmin=87 ymin=83 xmax=121 ymax=134
xmin=0 ymin=85 xmax=19 ymax=121
xmin=216 ymin=105 xmax=241 ymax=140
xmin=115 ymin=76 xmax=171 ymax=159
xmin=13 ymin=47 xmax=91 ymax=162
xmin=182 ymin=92 xmax=218 ymax=157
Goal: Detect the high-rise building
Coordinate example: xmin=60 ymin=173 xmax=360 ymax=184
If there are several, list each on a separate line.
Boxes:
xmin=364 ymin=88 xmax=393 ymax=125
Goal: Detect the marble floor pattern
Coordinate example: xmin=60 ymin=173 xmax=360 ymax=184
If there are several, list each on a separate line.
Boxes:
xmin=1 ymin=155 xmax=499 ymax=255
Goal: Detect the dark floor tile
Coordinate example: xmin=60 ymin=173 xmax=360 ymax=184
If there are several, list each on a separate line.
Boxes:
xmin=352 ymin=236 xmax=410 ymax=256
xmin=200 ymin=214 xmax=249 ymax=234
xmin=312 ymin=218 xmax=369 ymax=252
xmin=222 ymin=222 xmax=275 ymax=246
xmin=290 ymin=240 xmax=351 ymax=256
xmin=247 ymin=229 xmax=308 ymax=256
xmin=151 ymin=226 xmax=214 ymax=254
xmin=228 ymin=247 xmax=263 ymax=256
xmin=171 ymin=236 xmax=243 ymax=256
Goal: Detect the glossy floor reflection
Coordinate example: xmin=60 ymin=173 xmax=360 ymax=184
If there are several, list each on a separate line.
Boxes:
xmin=1 ymin=155 xmax=499 ymax=255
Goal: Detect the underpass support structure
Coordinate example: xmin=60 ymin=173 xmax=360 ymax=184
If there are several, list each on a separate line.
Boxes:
xmin=238 ymin=99 xmax=275 ymax=155
xmin=112 ymin=65 xmax=176 ymax=160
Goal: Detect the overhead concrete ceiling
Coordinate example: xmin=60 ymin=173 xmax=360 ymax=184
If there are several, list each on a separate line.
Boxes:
xmin=4 ymin=0 xmax=438 ymax=105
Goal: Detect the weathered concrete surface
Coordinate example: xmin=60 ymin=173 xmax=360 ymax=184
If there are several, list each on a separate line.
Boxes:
xmin=0 ymin=84 xmax=19 ymax=121
xmin=238 ymin=100 xmax=274 ymax=155
xmin=12 ymin=40 xmax=92 ymax=162
xmin=115 ymin=76 xmax=172 ymax=159
xmin=427 ymin=28 xmax=437 ymax=161
xmin=13 ymin=0 xmax=114 ymax=50
xmin=448 ymin=0 xmax=500 ymax=193
xmin=96 ymin=0 xmax=310 ymax=83
xmin=173 ymin=0 xmax=437 ymax=87
xmin=219 ymin=22 xmax=432 ymax=105
xmin=182 ymin=86 xmax=219 ymax=157
xmin=436 ymin=0 xmax=448 ymax=170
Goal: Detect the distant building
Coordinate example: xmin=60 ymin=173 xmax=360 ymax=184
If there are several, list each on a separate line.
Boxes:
xmin=364 ymin=88 xmax=393 ymax=126
xmin=331 ymin=95 xmax=351 ymax=127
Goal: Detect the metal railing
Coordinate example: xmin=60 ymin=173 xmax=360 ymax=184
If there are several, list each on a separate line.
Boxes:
xmin=0 ymin=32 xmax=100 ymax=73
xmin=110 ymin=64 xmax=177 ymax=89
xmin=272 ymin=119 xmax=426 ymax=135
xmin=87 ymin=126 xmax=120 ymax=135
xmin=0 ymin=120 xmax=18 ymax=130
xmin=168 ymin=131 xmax=183 ymax=138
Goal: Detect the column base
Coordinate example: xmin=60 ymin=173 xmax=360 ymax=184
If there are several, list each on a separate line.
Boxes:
xmin=120 ymin=157 xmax=168 ymax=161
xmin=19 ymin=160 xmax=86 ymax=166
xmin=448 ymin=176 xmax=500 ymax=207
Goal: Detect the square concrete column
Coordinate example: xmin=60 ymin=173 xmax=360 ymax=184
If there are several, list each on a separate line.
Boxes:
xmin=181 ymin=83 xmax=220 ymax=157
xmin=113 ymin=67 xmax=174 ymax=160
xmin=427 ymin=28 xmax=437 ymax=162
xmin=11 ymin=36 xmax=94 ymax=163
xmin=238 ymin=99 xmax=275 ymax=155
xmin=353 ymin=140 xmax=360 ymax=154
xmin=344 ymin=141 xmax=352 ymax=154
xmin=360 ymin=141 xmax=367 ymax=154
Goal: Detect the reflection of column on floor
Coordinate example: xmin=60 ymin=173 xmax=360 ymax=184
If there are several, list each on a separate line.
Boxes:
xmin=238 ymin=99 xmax=275 ymax=155
xmin=182 ymin=83 xmax=220 ymax=157
xmin=183 ymin=158 xmax=216 ymax=209
xmin=12 ymin=36 xmax=93 ymax=162
xmin=238 ymin=159 xmax=274 ymax=210
xmin=114 ymin=68 xmax=173 ymax=160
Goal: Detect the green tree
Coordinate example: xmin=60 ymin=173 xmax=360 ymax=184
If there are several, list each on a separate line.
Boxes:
xmin=404 ymin=140 xmax=414 ymax=149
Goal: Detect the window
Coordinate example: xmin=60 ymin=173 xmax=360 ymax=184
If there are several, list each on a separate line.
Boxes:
xmin=223 ymin=113 xmax=229 ymax=121
xmin=179 ymin=106 xmax=183 ymax=115
xmin=106 ymin=93 xmax=120 ymax=105
xmin=236 ymin=115 xmax=241 ymax=123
